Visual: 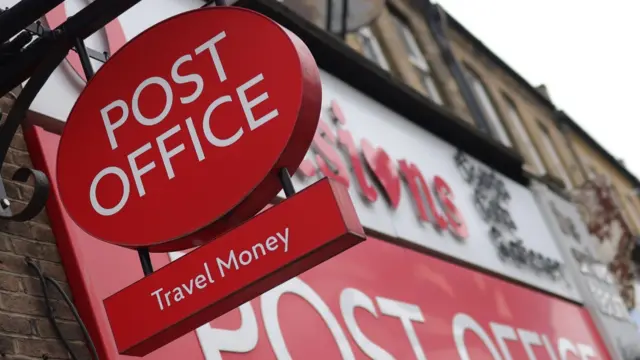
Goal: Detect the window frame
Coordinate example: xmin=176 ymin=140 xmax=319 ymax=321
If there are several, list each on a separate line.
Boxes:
xmin=502 ymin=95 xmax=546 ymax=174
xmin=606 ymin=179 xmax=637 ymax=228
xmin=462 ymin=65 xmax=512 ymax=146
xmin=389 ymin=13 xmax=443 ymax=104
xmin=603 ymin=173 xmax=640 ymax=229
xmin=625 ymin=194 xmax=640 ymax=229
xmin=538 ymin=123 xmax=573 ymax=189
xmin=356 ymin=26 xmax=390 ymax=71
xmin=580 ymin=154 xmax=598 ymax=181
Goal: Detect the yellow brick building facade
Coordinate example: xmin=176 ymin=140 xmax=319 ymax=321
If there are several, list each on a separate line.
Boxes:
xmin=335 ymin=0 xmax=640 ymax=235
xmin=281 ymin=0 xmax=640 ymax=306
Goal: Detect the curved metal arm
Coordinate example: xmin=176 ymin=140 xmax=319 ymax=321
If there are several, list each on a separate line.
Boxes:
xmin=0 ymin=32 xmax=71 ymax=222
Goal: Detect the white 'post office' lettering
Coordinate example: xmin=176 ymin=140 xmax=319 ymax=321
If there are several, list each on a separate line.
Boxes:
xmin=170 ymin=271 xmax=601 ymax=360
xmin=92 ymin=31 xmax=280 ymax=216
xmin=340 ymin=288 xmax=395 ymax=360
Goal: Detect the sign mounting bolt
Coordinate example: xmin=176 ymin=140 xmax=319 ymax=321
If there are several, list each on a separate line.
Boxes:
xmin=0 ymin=198 xmax=10 ymax=209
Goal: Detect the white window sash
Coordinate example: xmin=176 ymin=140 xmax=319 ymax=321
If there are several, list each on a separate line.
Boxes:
xmin=357 ymin=26 xmax=390 ymax=71
xmin=540 ymin=130 xmax=572 ymax=189
xmin=626 ymin=195 xmax=640 ymax=229
xmin=465 ymin=72 xmax=512 ymax=146
xmin=504 ymin=100 xmax=545 ymax=174
xmin=419 ymin=70 xmax=443 ymax=105
xmin=399 ymin=21 xmax=427 ymax=66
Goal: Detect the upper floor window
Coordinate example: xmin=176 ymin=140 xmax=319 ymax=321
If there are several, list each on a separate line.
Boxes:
xmin=390 ymin=14 xmax=443 ymax=105
xmin=462 ymin=65 xmax=512 ymax=146
xmin=605 ymin=179 xmax=638 ymax=228
xmin=538 ymin=123 xmax=572 ymax=189
xmin=502 ymin=95 xmax=545 ymax=174
xmin=580 ymin=155 xmax=598 ymax=181
xmin=625 ymin=195 xmax=640 ymax=229
xmin=356 ymin=26 xmax=390 ymax=71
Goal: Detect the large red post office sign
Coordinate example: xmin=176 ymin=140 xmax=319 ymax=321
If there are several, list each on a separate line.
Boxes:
xmin=56 ymin=7 xmax=322 ymax=252
xmin=52 ymin=6 xmax=366 ymax=356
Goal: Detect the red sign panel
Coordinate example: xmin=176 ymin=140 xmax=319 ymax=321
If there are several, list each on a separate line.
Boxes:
xmin=104 ymin=178 xmax=365 ymax=356
xmin=56 ymin=7 xmax=321 ymax=251
xmin=198 ymin=239 xmax=610 ymax=360
xmin=27 ymin=126 xmax=611 ymax=360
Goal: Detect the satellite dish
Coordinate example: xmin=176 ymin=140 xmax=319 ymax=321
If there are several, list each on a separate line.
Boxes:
xmin=281 ymin=0 xmax=385 ymax=34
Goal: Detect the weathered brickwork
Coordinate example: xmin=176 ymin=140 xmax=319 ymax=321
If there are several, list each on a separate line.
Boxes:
xmin=0 ymin=89 xmax=88 ymax=359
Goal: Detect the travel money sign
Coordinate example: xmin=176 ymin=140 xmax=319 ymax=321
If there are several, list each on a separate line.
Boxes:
xmin=55 ymin=6 xmax=366 ymax=356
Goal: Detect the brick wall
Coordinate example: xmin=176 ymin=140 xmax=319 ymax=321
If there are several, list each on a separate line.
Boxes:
xmin=0 ymin=89 xmax=89 ymax=359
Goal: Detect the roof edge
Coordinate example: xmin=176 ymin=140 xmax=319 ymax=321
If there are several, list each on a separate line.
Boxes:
xmin=556 ymin=110 xmax=640 ymax=188
xmin=441 ymin=8 xmax=555 ymax=110
xmin=440 ymin=6 xmax=640 ymax=190
xmin=235 ymin=0 xmax=528 ymax=185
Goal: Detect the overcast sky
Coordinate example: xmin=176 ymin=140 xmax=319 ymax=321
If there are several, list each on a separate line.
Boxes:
xmin=434 ymin=0 xmax=640 ymax=178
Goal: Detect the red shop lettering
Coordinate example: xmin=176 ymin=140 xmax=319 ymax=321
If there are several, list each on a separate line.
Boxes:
xmin=297 ymin=100 xmax=468 ymax=240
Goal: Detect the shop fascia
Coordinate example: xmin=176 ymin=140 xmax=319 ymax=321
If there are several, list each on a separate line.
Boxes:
xmin=293 ymin=104 xmax=560 ymax=276
xmin=533 ymin=182 xmax=640 ymax=359
xmin=279 ymin=74 xmax=576 ymax=300
xmin=168 ymin=251 xmax=599 ymax=360
xmin=291 ymin=97 xmax=468 ymax=239
xmin=541 ymin=187 xmax=632 ymax=319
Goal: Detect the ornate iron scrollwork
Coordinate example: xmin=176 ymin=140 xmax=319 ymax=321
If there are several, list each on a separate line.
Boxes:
xmin=0 ymin=30 xmax=72 ymax=222
xmin=0 ymin=0 xmax=148 ymax=224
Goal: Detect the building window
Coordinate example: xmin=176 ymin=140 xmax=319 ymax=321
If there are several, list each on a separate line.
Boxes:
xmin=608 ymin=181 xmax=635 ymax=227
xmin=502 ymin=95 xmax=545 ymax=174
xmin=600 ymin=175 xmax=638 ymax=228
xmin=356 ymin=26 xmax=390 ymax=71
xmin=538 ymin=123 xmax=572 ymax=189
xmin=626 ymin=195 xmax=640 ymax=229
xmin=581 ymin=155 xmax=598 ymax=181
xmin=462 ymin=65 xmax=512 ymax=146
xmin=390 ymin=14 xmax=442 ymax=104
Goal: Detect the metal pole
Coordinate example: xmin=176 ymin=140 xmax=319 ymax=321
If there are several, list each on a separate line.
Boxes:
xmin=74 ymin=37 xmax=95 ymax=79
xmin=138 ymin=248 xmax=154 ymax=276
xmin=72 ymin=24 xmax=156 ymax=279
xmin=326 ymin=0 xmax=333 ymax=32
xmin=279 ymin=168 xmax=296 ymax=198
xmin=340 ymin=0 xmax=348 ymax=39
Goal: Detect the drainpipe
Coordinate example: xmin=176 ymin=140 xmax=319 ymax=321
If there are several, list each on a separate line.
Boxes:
xmin=417 ymin=1 xmax=492 ymax=135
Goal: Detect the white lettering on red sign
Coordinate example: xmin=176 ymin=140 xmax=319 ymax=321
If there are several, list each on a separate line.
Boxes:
xmin=57 ymin=6 xmax=322 ymax=251
xmin=91 ymin=31 xmax=278 ymax=217
xmin=168 ymin=252 xmax=599 ymax=360
xmin=151 ymin=228 xmax=289 ymax=311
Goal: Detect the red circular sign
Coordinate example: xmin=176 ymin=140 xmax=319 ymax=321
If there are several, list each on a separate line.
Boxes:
xmin=56 ymin=7 xmax=322 ymax=252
